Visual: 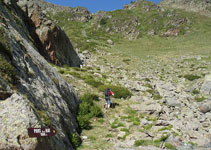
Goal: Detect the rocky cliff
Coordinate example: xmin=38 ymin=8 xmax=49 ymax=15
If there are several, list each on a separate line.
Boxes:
xmin=0 ymin=0 xmax=81 ymax=149
xmin=160 ymin=0 xmax=211 ymax=17
xmin=17 ymin=0 xmax=82 ymax=66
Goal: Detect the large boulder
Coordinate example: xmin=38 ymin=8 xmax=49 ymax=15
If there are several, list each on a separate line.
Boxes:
xmin=200 ymin=75 xmax=211 ymax=95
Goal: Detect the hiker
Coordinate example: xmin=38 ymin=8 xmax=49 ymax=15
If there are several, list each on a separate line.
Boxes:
xmin=104 ymin=88 xmax=114 ymax=109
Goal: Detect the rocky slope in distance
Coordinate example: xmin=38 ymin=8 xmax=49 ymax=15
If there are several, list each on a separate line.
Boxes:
xmin=0 ymin=0 xmax=82 ymax=149
xmin=160 ymin=0 xmax=211 ymax=17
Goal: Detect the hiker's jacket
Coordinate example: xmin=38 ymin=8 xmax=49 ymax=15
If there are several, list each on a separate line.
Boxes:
xmin=108 ymin=90 xmax=114 ymax=97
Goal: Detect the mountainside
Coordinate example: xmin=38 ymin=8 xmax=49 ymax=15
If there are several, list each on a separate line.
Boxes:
xmin=0 ymin=0 xmax=82 ymax=149
xmin=0 ymin=0 xmax=211 ymax=150
xmin=45 ymin=0 xmax=194 ymax=52
xmin=160 ymin=0 xmax=211 ymax=17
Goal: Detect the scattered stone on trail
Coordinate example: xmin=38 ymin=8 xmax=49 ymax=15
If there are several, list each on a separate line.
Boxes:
xmin=130 ymin=102 xmax=162 ymax=115
xmin=155 ymin=120 xmax=170 ymax=126
xmin=165 ymin=97 xmax=181 ymax=107
xmin=199 ymin=101 xmax=211 ymax=113
xmin=107 ymin=39 xmax=114 ymax=45
xmin=200 ymin=75 xmax=211 ymax=95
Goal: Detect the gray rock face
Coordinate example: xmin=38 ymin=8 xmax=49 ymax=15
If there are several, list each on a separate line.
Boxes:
xmin=0 ymin=1 xmax=80 ymax=149
xmin=200 ymin=75 xmax=211 ymax=95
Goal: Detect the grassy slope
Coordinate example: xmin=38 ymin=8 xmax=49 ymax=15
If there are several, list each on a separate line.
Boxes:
xmin=109 ymin=8 xmax=211 ymax=57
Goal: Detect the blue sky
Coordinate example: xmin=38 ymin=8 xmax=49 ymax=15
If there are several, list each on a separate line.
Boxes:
xmin=45 ymin=0 xmax=161 ymax=13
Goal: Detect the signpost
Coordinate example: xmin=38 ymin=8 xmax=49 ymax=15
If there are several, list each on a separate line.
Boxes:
xmin=28 ymin=128 xmax=56 ymax=137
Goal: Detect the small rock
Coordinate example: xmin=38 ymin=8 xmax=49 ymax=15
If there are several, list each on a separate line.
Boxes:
xmin=199 ymin=102 xmax=211 ymax=113
xmin=202 ymin=122 xmax=210 ymax=128
xmin=82 ymin=136 xmax=88 ymax=140
xmin=165 ymin=97 xmax=181 ymax=107
xmin=155 ymin=120 xmax=170 ymax=126
xmin=107 ymin=39 xmax=114 ymax=45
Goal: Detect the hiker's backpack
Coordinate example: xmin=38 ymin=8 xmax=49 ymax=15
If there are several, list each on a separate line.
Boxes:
xmin=105 ymin=88 xmax=110 ymax=97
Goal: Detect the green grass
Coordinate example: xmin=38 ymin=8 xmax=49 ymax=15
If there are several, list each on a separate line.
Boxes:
xmin=194 ymin=96 xmax=206 ymax=102
xmin=69 ymin=72 xmax=82 ymax=78
xmin=143 ymin=123 xmax=153 ymax=130
xmin=83 ymin=75 xmax=104 ymax=88
xmin=158 ymin=125 xmax=173 ymax=131
xmin=111 ymin=119 xmax=124 ymax=128
xmin=146 ymin=89 xmax=162 ymax=100
xmin=165 ymin=142 xmax=176 ymax=150
xmin=144 ymin=83 xmax=153 ymax=89
xmin=37 ymin=110 xmax=52 ymax=126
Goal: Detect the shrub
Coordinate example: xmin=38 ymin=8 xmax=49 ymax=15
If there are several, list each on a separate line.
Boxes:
xmin=69 ymin=133 xmax=80 ymax=148
xmin=0 ymin=27 xmax=12 ymax=58
xmin=77 ymin=115 xmax=91 ymax=130
xmin=98 ymin=84 xmax=132 ymax=99
xmin=90 ymin=105 xmax=103 ymax=117
xmin=100 ymin=18 xmax=107 ymax=25
xmin=77 ymin=93 xmax=103 ymax=130
xmin=184 ymin=74 xmax=201 ymax=81
xmin=0 ymin=55 xmax=17 ymax=84
xmin=192 ymin=89 xmax=200 ymax=94
xmin=58 ymin=69 xmax=64 ymax=74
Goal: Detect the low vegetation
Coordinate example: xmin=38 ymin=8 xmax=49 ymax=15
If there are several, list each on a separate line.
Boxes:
xmin=77 ymin=93 xmax=103 ymax=130
xmin=98 ymin=84 xmax=132 ymax=99
xmin=69 ymin=133 xmax=80 ymax=148
xmin=194 ymin=96 xmax=206 ymax=102
xmin=184 ymin=74 xmax=201 ymax=81
xmin=37 ymin=110 xmax=52 ymax=126
xmin=0 ymin=55 xmax=17 ymax=84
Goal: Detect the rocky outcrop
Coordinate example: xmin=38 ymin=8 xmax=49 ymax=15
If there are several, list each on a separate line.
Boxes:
xmin=0 ymin=1 xmax=81 ymax=149
xmin=160 ymin=0 xmax=211 ymax=17
xmin=28 ymin=0 xmax=92 ymax=22
xmin=16 ymin=0 xmax=82 ymax=66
